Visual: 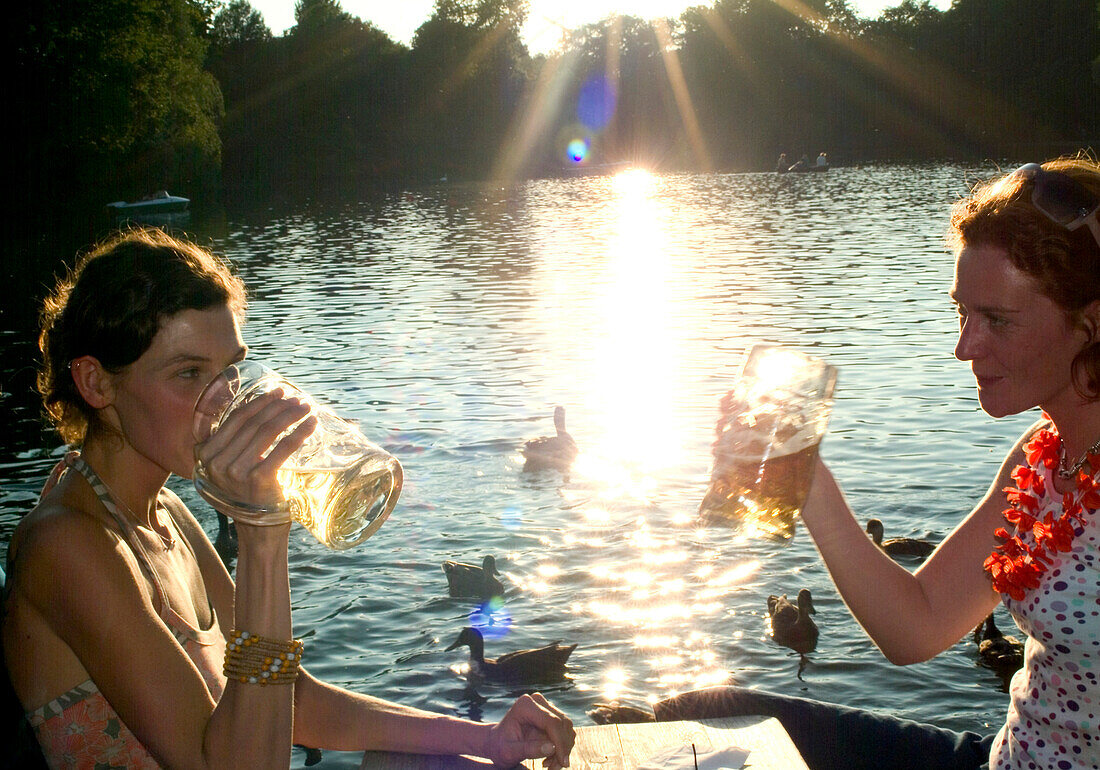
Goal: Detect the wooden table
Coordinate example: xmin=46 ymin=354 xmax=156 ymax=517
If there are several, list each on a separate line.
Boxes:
xmin=359 ymin=716 xmax=809 ymax=770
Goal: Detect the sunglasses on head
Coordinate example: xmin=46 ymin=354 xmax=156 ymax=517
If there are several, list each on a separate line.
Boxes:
xmin=1012 ymin=162 xmax=1100 ymax=251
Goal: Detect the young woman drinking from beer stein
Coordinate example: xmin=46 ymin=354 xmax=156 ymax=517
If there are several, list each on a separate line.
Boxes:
xmin=1 ymin=228 xmax=574 ymax=769
xmin=657 ymin=157 xmax=1100 ymax=769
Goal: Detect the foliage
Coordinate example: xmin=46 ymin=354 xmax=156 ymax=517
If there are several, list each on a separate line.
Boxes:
xmin=8 ymin=0 xmax=223 ymax=212
xmin=402 ymin=0 xmax=532 ymax=178
xmin=209 ymin=0 xmax=271 ymax=55
xmin=7 ymin=0 xmax=1100 ymax=213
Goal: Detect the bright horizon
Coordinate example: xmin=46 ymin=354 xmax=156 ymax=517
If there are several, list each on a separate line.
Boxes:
xmin=247 ymin=0 xmax=953 ymax=54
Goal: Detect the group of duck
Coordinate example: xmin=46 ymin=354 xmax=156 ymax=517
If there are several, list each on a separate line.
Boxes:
xmin=420 ymin=412 xmax=1027 ymax=745
xmin=766 ymin=520 xmax=1024 ymax=685
xmin=437 ymin=408 xmax=581 ymax=681
xmin=440 ymin=554 xmax=577 ymax=684
xmin=440 ymin=556 xmax=658 ymax=726
xmin=445 ymin=410 xmax=1024 ymax=724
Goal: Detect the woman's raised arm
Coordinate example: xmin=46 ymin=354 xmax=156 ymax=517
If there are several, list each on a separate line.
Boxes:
xmin=799 ymin=421 xmax=1039 ymax=664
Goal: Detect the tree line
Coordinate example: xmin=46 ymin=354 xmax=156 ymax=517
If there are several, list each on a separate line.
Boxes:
xmin=8 ymin=0 xmax=1100 ymax=217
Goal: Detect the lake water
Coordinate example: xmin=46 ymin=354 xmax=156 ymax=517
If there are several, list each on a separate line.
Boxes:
xmin=0 ymin=164 xmax=1033 ymax=767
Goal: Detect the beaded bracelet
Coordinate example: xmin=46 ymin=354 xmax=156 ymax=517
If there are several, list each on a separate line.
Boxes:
xmin=223 ymin=629 xmax=304 ymax=686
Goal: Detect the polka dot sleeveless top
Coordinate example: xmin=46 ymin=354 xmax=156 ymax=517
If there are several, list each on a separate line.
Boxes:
xmin=993 ymin=451 xmax=1100 ymax=769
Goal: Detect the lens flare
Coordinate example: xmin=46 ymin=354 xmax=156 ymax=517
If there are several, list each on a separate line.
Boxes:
xmin=567 ymin=138 xmax=589 ymax=163
xmin=500 ymin=506 xmax=522 ymax=529
xmin=577 ymin=75 xmax=617 ymax=131
xmin=469 ymin=597 xmax=512 ymax=639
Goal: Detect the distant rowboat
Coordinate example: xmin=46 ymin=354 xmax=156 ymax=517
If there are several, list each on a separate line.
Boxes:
xmin=106 ymin=190 xmax=190 ymax=224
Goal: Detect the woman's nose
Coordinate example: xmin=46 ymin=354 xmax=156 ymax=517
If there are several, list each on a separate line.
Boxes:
xmin=954 ymin=318 xmax=982 ymax=361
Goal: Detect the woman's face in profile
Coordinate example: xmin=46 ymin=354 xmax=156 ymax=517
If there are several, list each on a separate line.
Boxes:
xmin=952 ymin=243 xmax=1089 ymax=419
xmin=106 ymin=304 xmax=246 ymax=479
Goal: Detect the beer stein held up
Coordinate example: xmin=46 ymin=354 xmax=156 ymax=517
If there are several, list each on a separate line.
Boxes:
xmin=699 ymin=345 xmax=837 ymax=539
xmin=193 ymin=360 xmax=402 ymax=550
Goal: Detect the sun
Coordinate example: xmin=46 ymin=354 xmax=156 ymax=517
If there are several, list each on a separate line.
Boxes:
xmin=522 ymin=0 xmax=700 ymax=54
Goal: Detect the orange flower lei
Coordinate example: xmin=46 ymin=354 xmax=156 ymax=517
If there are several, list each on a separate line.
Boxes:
xmin=984 ymin=427 xmax=1100 ymax=601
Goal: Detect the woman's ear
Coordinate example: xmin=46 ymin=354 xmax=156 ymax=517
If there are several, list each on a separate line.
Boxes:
xmin=1085 ymin=300 xmax=1100 ymax=343
xmin=70 ymin=356 xmax=114 ymax=409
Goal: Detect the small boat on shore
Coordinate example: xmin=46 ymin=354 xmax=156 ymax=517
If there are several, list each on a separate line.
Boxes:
xmin=106 ymin=190 xmax=190 ymax=225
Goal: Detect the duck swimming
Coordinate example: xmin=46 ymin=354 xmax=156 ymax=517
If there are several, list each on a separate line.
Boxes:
xmin=767 ymin=588 xmax=818 ymax=679
xmin=444 ymin=626 xmax=576 ymax=684
xmin=975 ymin=613 xmax=1024 ymax=681
xmin=865 ymin=518 xmax=936 ymax=560
xmin=522 ymin=406 xmax=578 ymax=472
xmin=442 ymin=555 xmax=505 ymax=600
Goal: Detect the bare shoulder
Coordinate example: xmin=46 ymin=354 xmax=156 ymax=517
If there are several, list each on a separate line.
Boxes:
xmin=12 ymin=498 xmax=117 ymax=571
xmin=943 ymin=416 xmax=1049 ymax=551
xmin=990 ymin=416 xmax=1050 ymax=487
xmin=7 ymin=498 xmax=162 ymax=644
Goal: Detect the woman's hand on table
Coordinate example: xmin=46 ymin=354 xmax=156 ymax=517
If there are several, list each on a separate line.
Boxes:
xmin=484 ymin=693 xmax=574 ymax=770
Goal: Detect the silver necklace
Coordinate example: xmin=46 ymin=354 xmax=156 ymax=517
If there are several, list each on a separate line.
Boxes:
xmin=105 ymin=481 xmax=175 ymax=551
xmin=1057 ymin=433 xmax=1100 ymax=480
xmin=150 ymin=504 xmax=176 ymax=552
xmin=75 ymin=455 xmax=174 ymax=551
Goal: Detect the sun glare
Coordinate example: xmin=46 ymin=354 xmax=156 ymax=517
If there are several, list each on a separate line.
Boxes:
xmin=590 ymin=169 xmax=685 ymax=471
xmin=527 ymin=166 xmax=696 ymax=490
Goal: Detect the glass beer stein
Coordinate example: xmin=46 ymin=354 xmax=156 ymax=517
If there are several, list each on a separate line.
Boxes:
xmin=192 ymin=361 xmax=403 ymax=550
xmin=699 ymin=344 xmax=837 ymax=540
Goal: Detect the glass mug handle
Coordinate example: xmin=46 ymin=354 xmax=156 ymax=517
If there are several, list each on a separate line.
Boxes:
xmin=192 ymin=363 xmax=296 ymax=526
xmin=192 ymin=361 xmax=402 ymax=549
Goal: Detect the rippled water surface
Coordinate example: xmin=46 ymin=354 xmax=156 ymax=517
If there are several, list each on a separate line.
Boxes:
xmin=1 ymin=165 xmax=1034 ymax=767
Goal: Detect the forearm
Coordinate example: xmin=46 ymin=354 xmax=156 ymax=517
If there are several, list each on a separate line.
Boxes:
xmin=292 ymin=672 xmax=491 ymax=756
xmin=204 ymin=526 xmax=295 ymax=767
xmin=801 ymin=463 xmax=998 ymax=664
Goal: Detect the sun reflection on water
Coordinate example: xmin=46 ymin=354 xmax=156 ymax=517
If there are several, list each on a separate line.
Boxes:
xmin=529 ymin=168 xmax=700 ymax=480
xmin=566 ymin=516 xmax=760 ymax=700
xmin=521 ymin=168 xmax=773 ymax=704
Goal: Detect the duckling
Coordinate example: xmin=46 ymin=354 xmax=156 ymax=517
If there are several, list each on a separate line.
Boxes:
xmin=445 ymin=627 xmax=576 ymax=684
xmin=522 ymin=406 xmax=579 ymax=472
xmin=976 ymin=613 xmax=1024 ymax=679
xmin=767 ymin=589 xmax=819 ymax=679
xmin=587 ymin=701 xmax=655 ymax=725
xmin=442 ymin=555 xmax=505 ymax=600
xmin=865 ymin=518 xmax=935 ymax=560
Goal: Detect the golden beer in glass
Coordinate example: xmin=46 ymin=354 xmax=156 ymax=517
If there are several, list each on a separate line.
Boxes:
xmin=193 ymin=361 xmax=402 ymax=550
xmin=699 ymin=345 xmax=837 ymax=539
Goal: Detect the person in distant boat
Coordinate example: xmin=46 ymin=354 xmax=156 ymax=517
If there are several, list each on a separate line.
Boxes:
xmin=815 ymin=152 xmax=828 ymax=168
xmin=775 ymin=152 xmax=789 ymax=173
xmin=1 ymin=228 xmax=575 ymax=769
xmin=787 ymin=154 xmax=810 ymax=172
xmin=657 ymin=155 xmax=1100 ymax=770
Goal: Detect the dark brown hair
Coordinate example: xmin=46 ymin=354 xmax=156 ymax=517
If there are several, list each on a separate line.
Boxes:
xmin=38 ymin=228 xmax=247 ymax=444
xmin=949 ymin=154 xmax=1100 ymax=399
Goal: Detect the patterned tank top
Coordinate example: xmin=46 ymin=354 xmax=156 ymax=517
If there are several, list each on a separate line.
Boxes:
xmin=992 ymin=445 xmax=1100 ymax=769
xmin=24 ymin=453 xmax=226 ymax=769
